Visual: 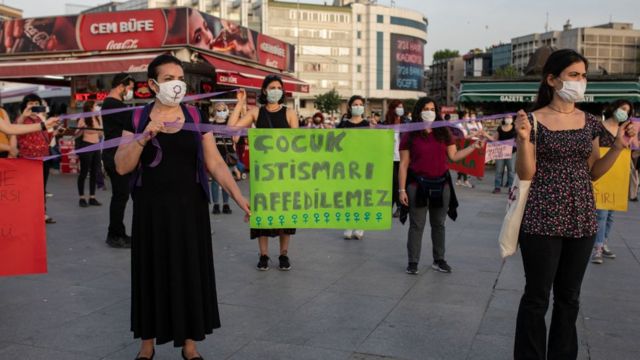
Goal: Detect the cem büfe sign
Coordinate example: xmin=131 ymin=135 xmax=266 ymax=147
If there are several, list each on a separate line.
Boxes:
xmin=390 ymin=33 xmax=425 ymax=91
xmin=78 ymin=9 xmax=168 ymax=51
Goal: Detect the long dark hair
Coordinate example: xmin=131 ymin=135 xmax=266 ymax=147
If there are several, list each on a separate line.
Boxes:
xmin=384 ymin=99 xmax=403 ymax=124
xmin=82 ymin=101 xmax=97 ymax=128
xmin=258 ymin=74 xmax=285 ymax=105
xmin=604 ymin=99 xmax=634 ymax=119
xmin=410 ymin=97 xmax=451 ymax=143
xmin=532 ymin=49 xmax=589 ymax=111
xmin=345 ymin=95 xmax=365 ymax=119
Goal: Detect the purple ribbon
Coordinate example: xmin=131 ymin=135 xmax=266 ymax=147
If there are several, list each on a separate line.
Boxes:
xmin=25 ymin=100 xmax=640 ymax=160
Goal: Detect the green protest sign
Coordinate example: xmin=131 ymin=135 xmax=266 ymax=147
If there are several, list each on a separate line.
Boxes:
xmin=248 ymin=128 xmax=394 ymax=230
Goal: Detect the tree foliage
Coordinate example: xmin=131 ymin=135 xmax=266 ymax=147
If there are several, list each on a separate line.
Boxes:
xmin=433 ymin=49 xmax=460 ymax=61
xmin=314 ymin=89 xmax=342 ymax=114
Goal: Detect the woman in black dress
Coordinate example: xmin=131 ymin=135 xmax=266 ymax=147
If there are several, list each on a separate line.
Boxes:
xmin=228 ymin=75 xmax=299 ymax=271
xmin=513 ymin=49 xmax=636 ymax=359
xmin=115 ymin=54 xmax=250 ymax=360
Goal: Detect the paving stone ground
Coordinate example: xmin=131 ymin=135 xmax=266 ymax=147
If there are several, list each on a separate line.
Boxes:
xmin=1 ymin=169 xmax=638 ymax=360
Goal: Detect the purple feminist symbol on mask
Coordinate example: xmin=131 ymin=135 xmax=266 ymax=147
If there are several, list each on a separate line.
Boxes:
xmin=172 ymin=85 xmax=182 ymax=101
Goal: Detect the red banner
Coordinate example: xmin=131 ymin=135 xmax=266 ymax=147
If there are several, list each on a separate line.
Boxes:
xmin=448 ymin=139 xmax=486 ymax=177
xmin=0 ymin=159 xmax=47 ymax=276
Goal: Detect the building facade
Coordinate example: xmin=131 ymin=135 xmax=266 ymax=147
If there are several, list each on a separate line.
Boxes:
xmin=81 ymin=0 xmax=428 ymax=116
xmin=511 ymin=21 xmax=640 ymax=75
xmin=463 ymin=51 xmax=492 ymax=78
xmin=0 ymin=4 xmax=22 ymax=20
xmin=491 ymin=43 xmax=512 ymax=72
xmin=428 ymin=56 xmax=463 ymax=107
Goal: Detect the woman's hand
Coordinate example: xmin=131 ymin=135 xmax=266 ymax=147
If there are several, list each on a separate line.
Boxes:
xmin=235 ymin=195 xmax=251 ymax=222
xmin=614 ymin=121 xmax=638 ymax=149
xmin=399 ymin=190 xmax=408 ymax=206
xmin=45 ymin=117 xmax=61 ymax=130
xmin=473 ymin=139 xmax=486 ymax=149
xmin=236 ymin=88 xmax=247 ymax=105
xmin=143 ymin=121 xmax=164 ymax=140
xmin=515 ymin=110 xmax=531 ymax=141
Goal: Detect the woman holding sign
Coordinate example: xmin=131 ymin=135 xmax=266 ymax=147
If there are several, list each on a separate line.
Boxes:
xmin=589 ymin=100 xmax=634 ymax=264
xmin=512 ymin=49 xmax=636 ymax=359
xmin=398 ymin=97 xmax=484 ymax=275
xmin=338 ymin=95 xmax=371 ymax=240
xmin=115 ymin=54 xmax=251 ymax=360
xmin=490 ymin=115 xmax=517 ymax=194
xmin=228 ymin=75 xmax=299 ymax=271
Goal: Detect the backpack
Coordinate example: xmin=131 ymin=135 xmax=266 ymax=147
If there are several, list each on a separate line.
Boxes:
xmin=129 ymin=103 xmax=210 ymax=202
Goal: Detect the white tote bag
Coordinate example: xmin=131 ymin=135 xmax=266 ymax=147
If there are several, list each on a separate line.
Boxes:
xmin=498 ymin=114 xmax=537 ymax=258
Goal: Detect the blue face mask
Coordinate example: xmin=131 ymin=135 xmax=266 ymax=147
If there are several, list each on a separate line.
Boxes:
xmin=266 ymin=89 xmax=283 ymax=104
xmin=613 ymin=108 xmax=629 ymax=123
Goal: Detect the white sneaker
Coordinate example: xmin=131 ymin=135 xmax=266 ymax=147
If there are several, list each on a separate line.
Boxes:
xmin=343 ymin=230 xmax=354 ymax=239
xmin=353 ymin=230 xmax=364 ymax=240
xmin=463 ymin=180 xmax=474 ymax=188
xmin=455 ymin=179 xmax=462 ymax=186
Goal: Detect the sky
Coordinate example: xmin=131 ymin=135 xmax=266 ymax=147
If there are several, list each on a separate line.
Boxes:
xmin=5 ymin=0 xmax=640 ymax=65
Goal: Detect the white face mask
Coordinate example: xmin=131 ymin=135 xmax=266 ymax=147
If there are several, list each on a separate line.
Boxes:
xmin=123 ymin=89 xmax=134 ymax=101
xmin=351 ymin=105 xmax=365 ymax=117
xmin=395 ymin=107 xmax=404 ymax=117
xmin=215 ymin=110 xmax=229 ymax=120
xmin=504 ymin=118 xmax=513 ymax=125
xmin=421 ymin=110 xmax=436 ymax=123
xmin=556 ymin=80 xmax=586 ymax=103
xmin=153 ymin=79 xmax=186 ymax=107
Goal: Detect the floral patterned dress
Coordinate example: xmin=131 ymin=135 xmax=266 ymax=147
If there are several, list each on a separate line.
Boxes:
xmin=521 ymin=112 xmax=604 ymax=238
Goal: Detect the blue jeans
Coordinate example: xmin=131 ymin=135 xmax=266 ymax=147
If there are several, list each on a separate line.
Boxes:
xmin=211 ymin=181 xmax=229 ymax=204
xmin=494 ymin=153 xmax=516 ymax=188
xmin=594 ymin=209 xmax=614 ymax=247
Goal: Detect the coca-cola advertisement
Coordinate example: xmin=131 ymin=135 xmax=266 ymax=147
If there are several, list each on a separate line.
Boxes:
xmin=390 ymin=33 xmax=425 ymax=91
xmin=0 ymin=8 xmax=293 ymax=72
xmin=0 ymin=16 xmax=79 ymax=54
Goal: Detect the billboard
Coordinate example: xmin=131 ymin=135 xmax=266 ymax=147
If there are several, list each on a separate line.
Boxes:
xmin=188 ymin=9 xmax=294 ymax=72
xmin=390 ymin=33 xmax=425 ymax=91
xmin=0 ymin=8 xmax=294 ymax=72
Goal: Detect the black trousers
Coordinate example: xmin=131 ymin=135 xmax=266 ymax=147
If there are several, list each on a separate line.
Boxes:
xmin=514 ymin=233 xmax=593 ymax=360
xmin=77 ymin=146 xmax=100 ymax=196
xmin=103 ymin=154 xmax=130 ymax=237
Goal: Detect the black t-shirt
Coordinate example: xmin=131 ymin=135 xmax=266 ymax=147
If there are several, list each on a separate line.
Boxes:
xmin=101 ymin=97 xmax=131 ymax=160
xmin=497 ymin=125 xmax=517 ymax=152
xmin=337 ymin=118 xmax=370 ymax=128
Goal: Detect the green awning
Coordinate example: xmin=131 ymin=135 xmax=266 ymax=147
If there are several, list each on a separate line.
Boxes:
xmin=458 ymin=81 xmax=640 ymax=103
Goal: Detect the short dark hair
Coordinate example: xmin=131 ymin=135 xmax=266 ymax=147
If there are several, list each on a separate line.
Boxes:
xmin=111 ymin=72 xmax=134 ymax=89
xmin=147 ymin=54 xmax=183 ymax=80
xmin=258 ymin=74 xmax=285 ymax=104
xmin=20 ymin=94 xmax=42 ymax=113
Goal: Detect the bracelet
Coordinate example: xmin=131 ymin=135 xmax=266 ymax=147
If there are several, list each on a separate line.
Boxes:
xmin=40 ymin=122 xmax=46 ymax=131
xmin=399 ymin=189 xmax=406 ymax=193
xmin=136 ymin=139 xmax=146 ymax=147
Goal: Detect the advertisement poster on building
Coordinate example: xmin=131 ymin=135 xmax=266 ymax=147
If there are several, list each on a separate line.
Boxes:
xmin=390 ymin=33 xmax=425 ymax=91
